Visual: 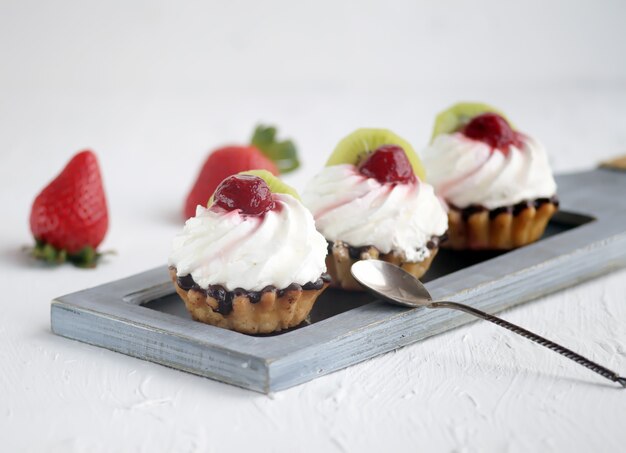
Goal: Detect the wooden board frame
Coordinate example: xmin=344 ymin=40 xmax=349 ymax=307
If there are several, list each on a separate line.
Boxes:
xmin=51 ymin=168 xmax=626 ymax=393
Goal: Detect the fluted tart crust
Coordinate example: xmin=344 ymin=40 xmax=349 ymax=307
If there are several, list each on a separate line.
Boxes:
xmin=445 ymin=197 xmax=558 ymax=250
xmin=169 ymin=267 xmax=330 ymax=334
xmin=325 ymin=238 xmax=442 ymax=291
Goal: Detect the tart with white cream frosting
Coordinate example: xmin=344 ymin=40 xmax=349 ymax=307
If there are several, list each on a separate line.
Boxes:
xmin=303 ymin=129 xmax=448 ymax=290
xmin=422 ymin=102 xmax=558 ymax=250
xmin=169 ymin=171 xmax=329 ymax=334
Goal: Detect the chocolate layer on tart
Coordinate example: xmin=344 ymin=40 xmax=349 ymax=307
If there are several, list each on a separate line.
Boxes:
xmin=326 ymin=233 xmax=448 ymax=260
xmin=171 ymin=268 xmax=331 ymax=316
xmin=450 ymin=195 xmax=559 ymax=221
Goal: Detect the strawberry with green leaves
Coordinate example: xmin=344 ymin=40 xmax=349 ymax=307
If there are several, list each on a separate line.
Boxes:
xmin=29 ymin=150 xmax=109 ymax=267
xmin=183 ymin=125 xmax=299 ymax=219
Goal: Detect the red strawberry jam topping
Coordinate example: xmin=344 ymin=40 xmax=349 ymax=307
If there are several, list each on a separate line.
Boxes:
xmin=358 ymin=145 xmax=416 ymax=184
xmin=462 ymin=113 xmax=523 ymax=151
xmin=213 ymin=175 xmax=275 ymax=216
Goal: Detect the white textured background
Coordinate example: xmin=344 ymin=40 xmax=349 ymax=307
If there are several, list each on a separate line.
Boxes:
xmin=1 ymin=1 xmax=625 ymax=452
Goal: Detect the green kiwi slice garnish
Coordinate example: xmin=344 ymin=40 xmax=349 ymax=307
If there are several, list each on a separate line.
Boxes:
xmin=208 ymin=170 xmax=301 ymax=206
xmin=430 ymin=102 xmax=512 ymax=142
xmin=239 ymin=169 xmax=301 ymax=200
xmin=326 ymin=128 xmax=426 ymax=181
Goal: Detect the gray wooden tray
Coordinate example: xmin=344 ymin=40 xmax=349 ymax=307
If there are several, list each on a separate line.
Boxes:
xmin=51 ymin=163 xmax=626 ymax=393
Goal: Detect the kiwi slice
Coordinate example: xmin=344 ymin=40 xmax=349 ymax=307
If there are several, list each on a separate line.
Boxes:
xmin=430 ymin=102 xmax=512 ymax=142
xmin=326 ymin=128 xmax=426 ymax=181
xmin=208 ymin=170 xmax=300 ymax=206
xmin=240 ymin=169 xmax=301 ymax=200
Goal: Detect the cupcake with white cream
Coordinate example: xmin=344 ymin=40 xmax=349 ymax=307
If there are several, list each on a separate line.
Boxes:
xmin=169 ymin=171 xmax=329 ymax=334
xmin=302 ymin=129 xmax=448 ymax=290
xmin=422 ymin=102 xmax=558 ymax=250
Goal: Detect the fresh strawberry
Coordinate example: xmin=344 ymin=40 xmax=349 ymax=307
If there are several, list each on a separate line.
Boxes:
xmin=29 ymin=150 xmax=109 ymax=267
xmin=184 ymin=146 xmax=278 ymax=219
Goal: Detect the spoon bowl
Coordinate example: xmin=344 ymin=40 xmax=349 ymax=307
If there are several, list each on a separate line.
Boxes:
xmin=350 ymin=260 xmax=432 ymax=307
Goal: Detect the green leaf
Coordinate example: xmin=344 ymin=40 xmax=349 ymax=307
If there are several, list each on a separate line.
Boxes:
xmin=29 ymin=241 xmax=105 ymax=268
xmin=32 ymin=242 xmax=62 ymax=263
xmin=67 ymin=246 xmax=98 ymax=268
xmin=250 ymin=124 xmax=300 ymax=174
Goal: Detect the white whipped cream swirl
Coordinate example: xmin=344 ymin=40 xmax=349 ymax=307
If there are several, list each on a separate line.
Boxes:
xmin=422 ymin=133 xmax=557 ymax=209
xmin=302 ymin=164 xmax=448 ymax=262
xmin=169 ymin=194 xmax=328 ymax=291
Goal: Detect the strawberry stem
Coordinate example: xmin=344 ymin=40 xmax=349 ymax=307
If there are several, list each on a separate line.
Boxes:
xmin=250 ymin=124 xmax=300 ymax=173
xmin=30 ymin=241 xmax=104 ymax=268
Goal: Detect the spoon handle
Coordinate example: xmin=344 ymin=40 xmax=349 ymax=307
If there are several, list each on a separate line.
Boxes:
xmin=429 ymin=301 xmax=626 ymax=388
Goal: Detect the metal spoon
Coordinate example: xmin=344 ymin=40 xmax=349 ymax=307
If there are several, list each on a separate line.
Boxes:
xmin=351 ymin=259 xmax=626 ymax=388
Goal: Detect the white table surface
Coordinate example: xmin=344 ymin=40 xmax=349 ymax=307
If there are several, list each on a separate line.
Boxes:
xmin=2 ymin=1 xmax=626 ymax=452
